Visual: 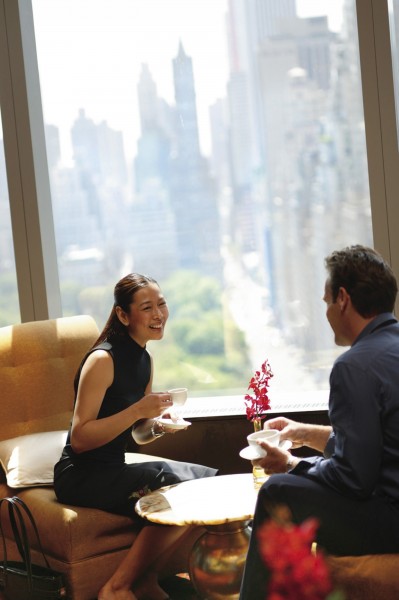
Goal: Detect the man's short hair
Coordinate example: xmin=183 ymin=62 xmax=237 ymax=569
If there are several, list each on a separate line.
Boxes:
xmin=325 ymin=245 xmax=398 ymax=317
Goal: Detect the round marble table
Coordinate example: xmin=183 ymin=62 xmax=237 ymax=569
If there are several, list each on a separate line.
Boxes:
xmin=136 ymin=473 xmax=258 ymax=599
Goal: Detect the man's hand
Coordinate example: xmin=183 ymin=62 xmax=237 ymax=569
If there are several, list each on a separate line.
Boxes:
xmin=252 ymin=440 xmax=298 ymax=474
xmin=264 ymin=416 xmax=307 ymax=449
xmin=264 ymin=416 xmax=331 ymax=453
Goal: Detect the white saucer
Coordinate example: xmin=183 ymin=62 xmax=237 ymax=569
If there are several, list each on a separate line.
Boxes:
xmin=158 ymin=418 xmax=192 ymax=430
xmin=239 ymin=440 xmax=292 ymax=461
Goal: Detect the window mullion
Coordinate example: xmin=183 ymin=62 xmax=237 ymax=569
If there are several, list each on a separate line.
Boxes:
xmin=0 ymin=0 xmax=61 ymax=321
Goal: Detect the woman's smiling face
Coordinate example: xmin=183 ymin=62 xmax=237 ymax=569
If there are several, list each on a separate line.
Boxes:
xmin=117 ymin=282 xmax=169 ymax=346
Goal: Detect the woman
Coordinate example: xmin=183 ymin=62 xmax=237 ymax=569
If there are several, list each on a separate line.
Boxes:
xmin=54 ymin=273 xmax=217 ymax=600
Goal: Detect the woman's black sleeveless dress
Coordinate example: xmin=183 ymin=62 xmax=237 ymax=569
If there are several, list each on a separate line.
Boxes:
xmin=54 ymin=334 xmax=217 ymax=518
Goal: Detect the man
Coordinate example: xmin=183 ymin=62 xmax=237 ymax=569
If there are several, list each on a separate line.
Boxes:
xmin=240 ymin=245 xmax=399 ymax=600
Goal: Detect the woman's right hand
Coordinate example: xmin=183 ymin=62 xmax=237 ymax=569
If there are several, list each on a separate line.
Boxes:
xmin=137 ymin=392 xmax=173 ymax=419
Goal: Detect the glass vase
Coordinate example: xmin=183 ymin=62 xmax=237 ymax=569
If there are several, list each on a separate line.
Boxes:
xmin=252 ymin=418 xmax=268 ymax=490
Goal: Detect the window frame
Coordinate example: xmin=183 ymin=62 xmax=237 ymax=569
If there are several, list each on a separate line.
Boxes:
xmin=0 ymin=0 xmax=61 ymax=321
xmin=356 ymin=0 xmax=399 ymax=294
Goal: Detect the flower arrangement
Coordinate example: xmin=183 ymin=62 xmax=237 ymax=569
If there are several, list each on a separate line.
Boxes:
xmin=258 ymin=506 xmax=344 ymax=600
xmin=244 ymin=359 xmax=273 ymax=423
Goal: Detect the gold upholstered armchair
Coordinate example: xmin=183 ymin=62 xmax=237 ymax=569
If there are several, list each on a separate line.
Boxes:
xmin=0 ymin=315 xmax=194 ymax=600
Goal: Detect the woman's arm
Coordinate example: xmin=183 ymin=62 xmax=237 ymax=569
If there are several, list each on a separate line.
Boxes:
xmin=131 ymin=353 xmax=170 ymax=445
xmin=132 ymin=418 xmax=166 ymax=445
xmin=131 ymin=353 xmax=186 ymax=444
xmin=71 ymin=350 xmax=172 ymax=453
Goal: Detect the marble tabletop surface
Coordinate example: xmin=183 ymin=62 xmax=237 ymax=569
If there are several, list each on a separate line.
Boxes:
xmin=135 ymin=472 xmax=259 ymax=526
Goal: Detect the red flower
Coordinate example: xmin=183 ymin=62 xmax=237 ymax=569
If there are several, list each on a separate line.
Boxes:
xmin=258 ymin=514 xmax=334 ymax=600
xmin=244 ymin=359 xmax=273 ymax=422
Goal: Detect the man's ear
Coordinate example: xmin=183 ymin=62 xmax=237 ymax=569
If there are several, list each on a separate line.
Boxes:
xmin=337 ymin=287 xmax=350 ymax=312
xmin=115 ymin=305 xmax=129 ymax=326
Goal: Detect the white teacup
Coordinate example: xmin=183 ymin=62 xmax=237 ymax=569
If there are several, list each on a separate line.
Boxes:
xmin=167 ymin=388 xmax=188 ymax=419
xmin=167 ymin=387 xmax=188 ymax=406
xmin=247 ymin=429 xmax=281 ymax=458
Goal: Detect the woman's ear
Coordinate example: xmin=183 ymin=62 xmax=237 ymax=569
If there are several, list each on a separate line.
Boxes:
xmin=115 ymin=306 xmax=129 ymax=326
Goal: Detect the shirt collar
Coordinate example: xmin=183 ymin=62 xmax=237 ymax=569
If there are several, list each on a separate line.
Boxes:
xmin=352 ymin=312 xmax=397 ymax=346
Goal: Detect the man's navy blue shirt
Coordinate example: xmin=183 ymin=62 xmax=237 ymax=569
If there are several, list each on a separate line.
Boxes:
xmin=295 ymin=312 xmax=399 ymax=503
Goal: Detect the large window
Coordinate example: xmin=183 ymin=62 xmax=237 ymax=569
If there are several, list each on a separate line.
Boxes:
xmin=10 ymin=0 xmax=372 ymax=401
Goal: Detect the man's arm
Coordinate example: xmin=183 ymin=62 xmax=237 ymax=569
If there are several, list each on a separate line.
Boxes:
xmin=265 ymin=417 xmax=332 ymax=452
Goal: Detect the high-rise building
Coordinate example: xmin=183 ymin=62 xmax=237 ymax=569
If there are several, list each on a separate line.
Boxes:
xmin=134 ymin=64 xmax=172 ymax=192
xmin=170 ymin=42 xmax=222 ymax=278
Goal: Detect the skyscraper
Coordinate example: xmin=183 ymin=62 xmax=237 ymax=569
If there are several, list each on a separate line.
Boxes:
xmin=170 ymin=42 xmax=222 ymax=278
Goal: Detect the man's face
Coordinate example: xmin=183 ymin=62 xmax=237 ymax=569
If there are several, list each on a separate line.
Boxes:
xmin=323 ymin=279 xmax=348 ymax=346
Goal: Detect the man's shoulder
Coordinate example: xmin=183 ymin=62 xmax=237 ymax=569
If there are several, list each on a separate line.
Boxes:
xmin=335 ymin=318 xmax=399 ymax=371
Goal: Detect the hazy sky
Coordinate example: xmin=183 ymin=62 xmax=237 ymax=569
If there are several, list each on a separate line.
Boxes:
xmin=32 ymin=0 xmax=344 ymax=163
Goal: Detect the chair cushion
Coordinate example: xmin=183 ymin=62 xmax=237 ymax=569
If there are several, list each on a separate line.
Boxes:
xmin=0 ymin=430 xmax=67 ymax=488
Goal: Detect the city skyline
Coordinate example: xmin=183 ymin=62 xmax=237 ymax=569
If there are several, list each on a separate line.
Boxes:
xmin=33 ymin=0 xmax=344 ymax=164
xmin=1 ymin=0 xmax=369 ymax=393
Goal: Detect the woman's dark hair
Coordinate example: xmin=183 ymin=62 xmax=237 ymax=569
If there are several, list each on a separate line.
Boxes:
xmin=92 ymin=273 xmax=159 ymax=346
xmin=74 ymin=273 xmax=158 ymax=392
xmin=325 ymin=245 xmax=398 ymax=317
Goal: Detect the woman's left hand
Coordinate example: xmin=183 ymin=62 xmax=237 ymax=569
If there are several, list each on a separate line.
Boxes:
xmin=159 ymin=411 xmax=190 ymax=434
